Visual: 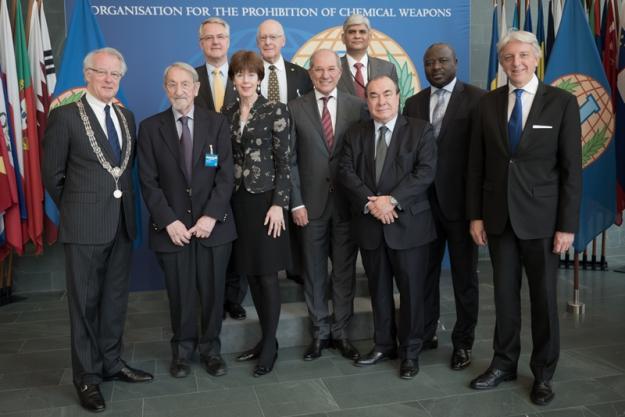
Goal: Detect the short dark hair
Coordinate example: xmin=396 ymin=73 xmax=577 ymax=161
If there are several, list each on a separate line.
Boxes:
xmin=228 ymin=50 xmax=265 ymax=81
xmin=365 ymin=75 xmax=400 ymax=96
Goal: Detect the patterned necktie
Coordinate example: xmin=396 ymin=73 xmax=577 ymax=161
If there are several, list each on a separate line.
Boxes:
xmin=508 ymin=88 xmax=524 ymax=154
xmin=104 ymin=104 xmax=121 ymax=165
xmin=212 ymin=69 xmax=225 ymax=112
xmin=320 ymin=96 xmax=334 ymax=150
xmin=375 ymin=125 xmax=388 ymax=183
xmin=430 ymin=88 xmax=447 ymax=138
xmin=268 ymin=64 xmax=280 ymax=102
xmin=353 ymin=62 xmax=366 ymax=99
xmin=179 ymin=116 xmax=193 ymax=183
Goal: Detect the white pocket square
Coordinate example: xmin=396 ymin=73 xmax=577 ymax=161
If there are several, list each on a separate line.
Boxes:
xmin=533 ymin=124 xmax=553 ymax=129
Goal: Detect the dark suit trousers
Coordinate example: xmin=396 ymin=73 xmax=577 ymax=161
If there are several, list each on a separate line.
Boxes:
xmin=225 ymin=271 xmax=248 ymax=305
xmin=64 ymin=215 xmax=131 ymax=386
xmin=300 ymin=197 xmax=358 ymax=340
xmin=424 ymin=198 xmax=479 ymax=348
xmin=487 ymin=222 xmax=560 ymax=381
xmin=361 ymin=242 xmax=428 ymax=360
xmin=158 ymin=240 xmax=232 ymax=360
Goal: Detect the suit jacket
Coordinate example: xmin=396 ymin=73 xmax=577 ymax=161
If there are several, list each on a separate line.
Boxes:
xmin=403 ymin=81 xmax=485 ymax=221
xmin=138 ymin=106 xmax=237 ymax=253
xmin=466 ymin=82 xmax=582 ymax=239
xmin=338 ymin=115 xmax=437 ymax=250
xmin=195 ymin=64 xmax=238 ymax=112
xmin=337 ymin=55 xmax=399 ymax=96
xmin=284 ymin=60 xmax=314 ymax=102
xmin=289 ymin=90 xmax=367 ymax=219
xmin=42 ymin=95 xmax=136 ymax=244
xmin=222 ymin=95 xmax=291 ymax=210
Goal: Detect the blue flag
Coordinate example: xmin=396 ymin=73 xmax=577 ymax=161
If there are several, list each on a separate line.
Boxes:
xmin=487 ymin=1 xmax=499 ymax=91
xmin=544 ymin=0 xmax=616 ymax=252
xmin=615 ymin=13 xmax=625 ymax=224
xmin=523 ymin=0 xmax=533 ymax=32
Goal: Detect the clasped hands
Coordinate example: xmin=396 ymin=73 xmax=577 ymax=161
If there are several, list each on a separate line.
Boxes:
xmin=166 ymin=216 xmax=217 ymax=246
xmin=367 ymin=195 xmax=398 ymax=224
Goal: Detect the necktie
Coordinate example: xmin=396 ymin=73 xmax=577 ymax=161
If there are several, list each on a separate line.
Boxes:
xmin=212 ymin=69 xmax=225 ymax=112
xmin=375 ymin=125 xmax=388 ymax=183
xmin=268 ymin=64 xmax=280 ymax=102
xmin=430 ymin=89 xmax=447 ymax=138
xmin=179 ymin=116 xmax=193 ymax=183
xmin=320 ymin=96 xmax=334 ymax=150
xmin=508 ymin=88 xmax=524 ymax=154
xmin=104 ymin=105 xmax=121 ymax=165
xmin=353 ymin=62 xmax=366 ymax=99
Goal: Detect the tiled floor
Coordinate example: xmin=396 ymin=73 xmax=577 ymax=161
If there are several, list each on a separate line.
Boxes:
xmin=2 ymin=253 xmax=625 ymax=416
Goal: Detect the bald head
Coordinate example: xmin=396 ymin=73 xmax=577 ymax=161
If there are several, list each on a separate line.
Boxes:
xmin=257 ymin=19 xmax=286 ymax=63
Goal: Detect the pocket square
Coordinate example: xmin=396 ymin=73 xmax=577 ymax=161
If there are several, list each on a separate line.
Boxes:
xmin=533 ymin=124 xmax=553 ymax=129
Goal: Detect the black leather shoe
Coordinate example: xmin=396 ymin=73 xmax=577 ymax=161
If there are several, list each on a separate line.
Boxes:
xmin=354 ymin=349 xmax=397 ymax=366
xmin=75 ymin=383 xmax=105 ymax=413
xmin=531 ymin=381 xmax=555 ymax=405
xmin=169 ymin=359 xmax=191 ymax=378
xmin=253 ymin=352 xmax=278 ymax=377
xmin=237 ymin=347 xmax=260 ymax=362
xmin=470 ymin=367 xmax=517 ymax=390
xmin=286 ymin=274 xmax=304 ymax=285
xmin=224 ymin=302 xmax=246 ymax=320
xmin=451 ymin=348 xmax=472 ymax=370
xmin=332 ymin=338 xmax=361 ymax=360
xmin=303 ymin=339 xmax=330 ymax=361
xmin=104 ymin=364 xmax=153 ymax=383
xmin=422 ymin=335 xmax=438 ymax=350
xmin=202 ymin=355 xmax=227 ymax=376
xmin=399 ymin=359 xmax=419 ymax=379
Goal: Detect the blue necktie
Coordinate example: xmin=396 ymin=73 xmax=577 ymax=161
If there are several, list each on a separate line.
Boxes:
xmin=508 ymin=89 xmax=524 ymax=154
xmin=104 ymin=105 xmax=121 ymax=165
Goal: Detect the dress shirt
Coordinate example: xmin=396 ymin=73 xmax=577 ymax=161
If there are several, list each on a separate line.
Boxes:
xmin=506 ymin=74 xmax=539 ymax=129
xmin=429 ymin=77 xmax=457 ymax=122
xmin=260 ymin=55 xmax=288 ymax=104
xmin=346 ymin=54 xmax=369 ymax=84
xmin=373 ymin=115 xmax=397 ymax=157
xmin=172 ymin=106 xmax=195 ymax=140
xmin=85 ymin=92 xmax=122 ymax=147
xmin=314 ymin=87 xmax=338 ymax=132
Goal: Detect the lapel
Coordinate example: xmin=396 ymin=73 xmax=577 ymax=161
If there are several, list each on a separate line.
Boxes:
xmin=517 ymin=82 xmax=546 ymax=153
xmin=111 ymin=104 xmax=131 ymax=158
xmin=377 ymin=115 xmax=405 ymax=191
xmin=81 ymin=96 xmax=117 ymax=164
xmin=300 ymin=92 xmax=327 ymax=154
xmin=363 ymin=121 xmax=377 ymax=191
xmin=192 ymin=108 xmax=209 ymax=175
xmin=496 ymin=86 xmax=510 ymax=156
xmin=417 ymin=87 xmax=431 ymax=120
xmin=158 ymin=108 xmax=185 ymax=178
xmin=285 ymin=61 xmax=296 ymax=100
xmin=334 ymin=91 xmax=352 ymax=153
xmin=437 ymin=81 xmax=464 ymax=141
xmin=224 ymin=77 xmax=237 ymax=108
xmin=198 ymin=65 xmax=216 ymax=111
xmin=340 ymin=56 xmax=356 ymax=95
xmin=366 ymin=55 xmax=375 ymax=81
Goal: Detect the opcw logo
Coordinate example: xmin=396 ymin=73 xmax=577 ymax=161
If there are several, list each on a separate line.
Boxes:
xmin=551 ymin=74 xmax=614 ymax=169
xmin=49 ymin=87 xmax=124 ymax=111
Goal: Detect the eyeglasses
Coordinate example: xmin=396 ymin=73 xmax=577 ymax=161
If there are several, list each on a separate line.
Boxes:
xmin=258 ymin=34 xmax=282 ymax=42
xmin=87 ymin=67 xmax=123 ymax=80
xmin=201 ymin=34 xmax=228 ymax=42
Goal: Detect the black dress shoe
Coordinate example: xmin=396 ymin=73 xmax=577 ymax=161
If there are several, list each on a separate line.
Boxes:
xmin=451 ymin=348 xmax=472 ymax=370
xmin=470 ymin=367 xmax=517 ymax=390
xmin=202 ymin=355 xmax=227 ymax=376
xmin=286 ymin=274 xmax=304 ymax=285
xmin=224 ymin=302 xmax=246 ymax=320
xmin=399 ymin=359 xmax=419 ymax=379
xmin=237 ymin=347 xmax=260 ymax=362
xmin=354 ymin=349 xmax=397 ymax=366
xmin=422 ymin=335 xmax=438 ymax=350
xmin=169 ymin=359 xmax=191 ymax=378
xmin=531 ymin=381 xmax=555 ymax=405
xmin=303 ymin=339 xmax=330 ymax=361
xmin=104 ymin=364 xmax=153 ymax=383
xmin=332 ymin=338 xmax=361 ymax=360
xmin=75 ymin=383 xmax=105 ymax=413
xmin=253 ymin=352 xmax=278 ymax=377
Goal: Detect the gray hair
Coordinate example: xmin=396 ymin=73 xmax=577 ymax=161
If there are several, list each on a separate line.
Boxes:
xmin=342 ymin=14 xmax=371 ymax=31
xmin=163 ymin=62 xmax=199 ymax=83
xmin=309 ymin=48 xmax=341 ymax=68
xmin=198 ymin=17 xmax=230 ymax=38
xmin=497 ymin=30 xmax=542 ymax=59
xmin=83 ymin=47 xmax=127 ymax=75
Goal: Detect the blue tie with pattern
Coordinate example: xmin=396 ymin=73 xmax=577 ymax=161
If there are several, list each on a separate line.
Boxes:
xmin=508 ymin=89 xmax=524 ymax=154
xmin=104 ymin=105 xmax=121 ymax=165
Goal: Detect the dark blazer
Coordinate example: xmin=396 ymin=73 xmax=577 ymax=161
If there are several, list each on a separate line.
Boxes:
xmin=137 ymin=106 xmax=236 ymax=253
xmin=42 ymin=95 xmax=136 ymax=244
xmin=222 ymin=95 xmax=291 ymax=210
xmin=466 ymin=82 xmax=582 ymax=239
xmin=337 ymin=55 xmax=398 ymax=95
xmin=195 ymin=64 xmax=238 ymax=111
xmin=403 ymin=81 xmax=485 ymax=221
xmin=284 ymin=60 xmax=314 ymax=101
xmin=338 ymin=115 xmax=437 ymax=251
xmin=289 ymin=90 xmax=367 ymax=219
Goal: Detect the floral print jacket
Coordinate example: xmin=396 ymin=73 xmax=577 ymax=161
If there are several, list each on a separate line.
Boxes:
xmin=222 ymin=95 xmax=291 ymax=209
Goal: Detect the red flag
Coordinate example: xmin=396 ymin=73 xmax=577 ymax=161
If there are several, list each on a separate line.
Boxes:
xmin=603 ymin=0 xmax=618 ymax=107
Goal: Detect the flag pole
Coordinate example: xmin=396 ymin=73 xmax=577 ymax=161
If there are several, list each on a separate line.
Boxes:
xmin=567 ymin=252 xmax=586 ymax=315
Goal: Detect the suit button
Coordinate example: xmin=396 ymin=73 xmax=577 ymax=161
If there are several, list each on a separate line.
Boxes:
xmin=509 ymin=160 xmax=514 ymax=164
xmin=187 ymin=209 xmax=191 ymax=214
xmin=326 ymin=178 xmax=330 ymax=182
xmin=329 ymin=185 xmax=335 ymax=193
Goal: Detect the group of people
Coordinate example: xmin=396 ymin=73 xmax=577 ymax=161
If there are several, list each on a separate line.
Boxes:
xmin=41 ymin=12 xmax=581 ymax=413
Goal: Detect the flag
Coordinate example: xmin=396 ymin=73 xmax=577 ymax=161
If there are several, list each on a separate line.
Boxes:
xmin=513 ymin=0 xmax=522 ymax=29
xmin=537 ymin=0 xmax=546 ymax=79
xmin=615 ymin=0 xmax=625 ymax=224
xmin=553 ymin=0 xmax=564 ymax=34
xmin=497 ymin=0 xmax=508 ymax=87
xmin=524 ymin=0 xmax=533 ymax=32
xmin=600 ymin=0 xmax=610 ymax=53
xmin=547 ymin=0 xmax=556 ymax=63
xmin=487 ymin=1 xmax=499 ymax=91
xmin=589 ymin=0 xmax=602 ymax=50
xmin=545 ymin=0 xmax=617 ymax=252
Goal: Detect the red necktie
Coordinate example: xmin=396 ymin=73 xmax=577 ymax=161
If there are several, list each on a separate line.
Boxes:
xmin=320 ymin=96 xmax=334 ymax=150
xmin=353 ymin=62 xmax=366 ymax=99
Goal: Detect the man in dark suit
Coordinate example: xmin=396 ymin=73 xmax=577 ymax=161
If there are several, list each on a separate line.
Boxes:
xmin=466 ymin=31 xmax=581 ymax=405
xmin=194 ymin=17 xmax=244 ymax=319
xmin=256 ymin=18 xmax=314 ymax=286
xmin=138 ymin=62 xmax=237 ymax=379
xmin=338 ymin=75 xmax=437 ymax=379
xmin=289 ymin=49 xmax=365 ymax=362
xmin=403 ymin=43 xmax=484 ymax=370
xmin=42 ymin=48 xmax=152 ymax=413
xmin=337 ymin=14 xmax=398 ymax=100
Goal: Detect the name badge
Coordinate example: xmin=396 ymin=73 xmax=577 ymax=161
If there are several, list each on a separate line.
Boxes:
xmin=205 ymin=145 xmax=218 ymax=167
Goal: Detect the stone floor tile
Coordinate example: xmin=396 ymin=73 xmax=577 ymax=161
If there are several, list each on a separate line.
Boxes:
xmin=254 ymin=379 xmax=340 ymax=417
